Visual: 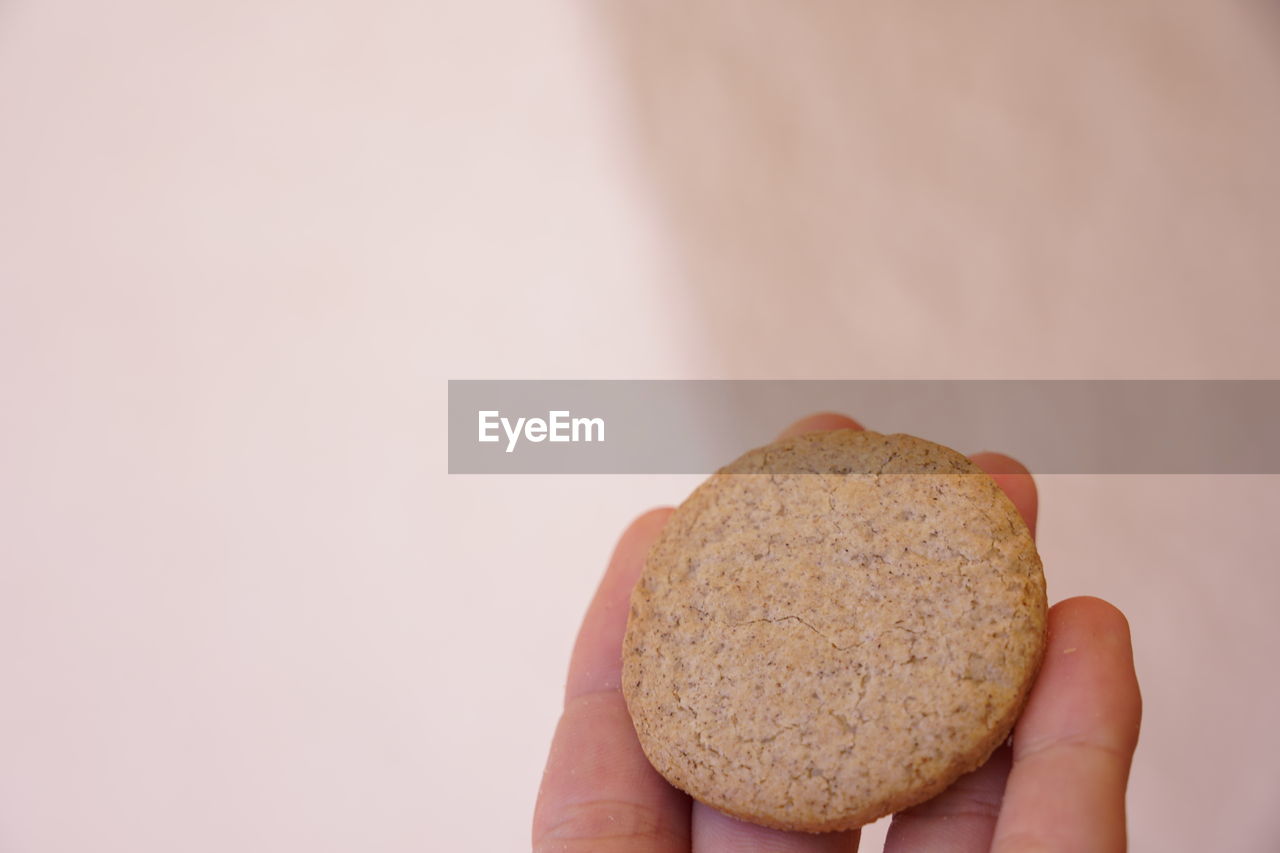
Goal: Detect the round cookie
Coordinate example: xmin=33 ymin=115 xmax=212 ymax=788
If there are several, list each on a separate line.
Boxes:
xmin=621 ymin=429 xmax=1047 ymax=832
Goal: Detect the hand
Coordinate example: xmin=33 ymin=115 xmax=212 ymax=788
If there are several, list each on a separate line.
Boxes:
xmin=533 ymin=413 xmax=1142 ymax=852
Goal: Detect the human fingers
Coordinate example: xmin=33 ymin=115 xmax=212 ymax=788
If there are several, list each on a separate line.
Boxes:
xmin=990 ymin=597 xmax=1142 ymax=853
xmin=532 ymin=509 xmax=692 ymax=853
xmin=692 ymin=808 xmax=861 ymax=852
xmin=776 ymin=412 xmax=865 ymax=439
xmin=882 ymin=746 xmax=1011 ymax=852
xmin=969 ymin=451 xmax=1038 ymax=537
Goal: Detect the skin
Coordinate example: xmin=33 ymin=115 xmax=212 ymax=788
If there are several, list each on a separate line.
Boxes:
xmin=533 ymin=413 xmax=1142 ymax=853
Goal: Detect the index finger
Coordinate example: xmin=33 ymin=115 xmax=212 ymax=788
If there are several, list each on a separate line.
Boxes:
xmin=970 ymin=451 xmax=1038 ymax=537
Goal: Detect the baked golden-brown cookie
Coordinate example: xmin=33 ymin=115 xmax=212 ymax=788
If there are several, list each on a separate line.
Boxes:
xmin=621 ymin=429 xmax=1047 ymax=832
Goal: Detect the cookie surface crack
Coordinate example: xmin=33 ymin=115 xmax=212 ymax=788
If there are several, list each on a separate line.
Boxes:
xmin=729 ymin=614 xmax=862 ymax=651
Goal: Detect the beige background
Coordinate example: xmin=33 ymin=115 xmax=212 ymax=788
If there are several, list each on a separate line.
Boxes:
xmin=2 ymin=1 xmax=1278 ymax=851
